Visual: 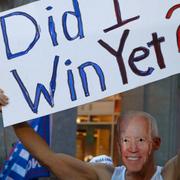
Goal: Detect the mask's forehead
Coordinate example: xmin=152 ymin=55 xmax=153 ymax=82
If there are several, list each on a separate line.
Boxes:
xmin=120 ymin=116 xmax=152 ymax=139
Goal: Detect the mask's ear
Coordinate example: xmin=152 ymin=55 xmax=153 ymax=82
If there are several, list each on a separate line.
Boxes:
xmin=152 ymin=137 xmax=161 ymax=150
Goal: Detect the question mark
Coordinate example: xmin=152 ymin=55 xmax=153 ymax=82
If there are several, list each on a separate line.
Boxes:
xmin=166 ymin=4 xmax=180 ymax=53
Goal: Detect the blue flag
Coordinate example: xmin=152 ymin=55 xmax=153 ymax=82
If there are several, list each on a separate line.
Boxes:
xmin=0 ymin=115 xmax=51 ymax=179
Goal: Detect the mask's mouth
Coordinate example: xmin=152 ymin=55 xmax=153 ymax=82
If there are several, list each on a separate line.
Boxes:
xmin=126 ymin=156 xmax=140 ymax=161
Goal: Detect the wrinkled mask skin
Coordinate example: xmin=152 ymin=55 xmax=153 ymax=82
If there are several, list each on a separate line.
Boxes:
xmin=119 ymin=116 xmax=154 ymax=174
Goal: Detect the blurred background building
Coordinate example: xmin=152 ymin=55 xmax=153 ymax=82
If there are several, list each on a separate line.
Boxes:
xmin=0 ymin=1 xmax=179 ymax=179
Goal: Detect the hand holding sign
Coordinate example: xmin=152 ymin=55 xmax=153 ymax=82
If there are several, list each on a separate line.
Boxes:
xmin=0 ymin=89 xmax=8 ymax=111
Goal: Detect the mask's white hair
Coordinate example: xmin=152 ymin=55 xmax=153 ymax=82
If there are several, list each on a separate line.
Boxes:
xmin=117 ymin=111 xmax=159 ymax=138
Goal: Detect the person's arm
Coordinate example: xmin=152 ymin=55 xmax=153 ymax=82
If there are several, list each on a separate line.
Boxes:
xmin=162 ymin=151 xmax=180 ymax=180
xmin=13 ymin=122 xmax=98 ymax=180
xmin=176 ymin=151 xmax=180 ymax=180
xmin=0 ymin=89 xmax=99 ymax=180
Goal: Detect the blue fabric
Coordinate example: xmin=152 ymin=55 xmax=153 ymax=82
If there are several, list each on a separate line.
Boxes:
xmin=0 ymin=115 xmax=50 ymax=179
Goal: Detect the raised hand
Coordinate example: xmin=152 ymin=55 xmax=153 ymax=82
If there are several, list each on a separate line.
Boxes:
xmin=0 ymin=89 xmax=9 ymax=111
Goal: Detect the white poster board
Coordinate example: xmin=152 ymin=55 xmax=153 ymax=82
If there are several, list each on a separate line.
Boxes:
xmin=0 ymin=0 xmax=179 ymax=126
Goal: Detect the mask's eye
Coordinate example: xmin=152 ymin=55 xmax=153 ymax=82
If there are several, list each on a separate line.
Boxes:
xmin=122 ymin=138 xmax=129 ymax=143
xmin=139 ymin=138 xmax=145 ymax=142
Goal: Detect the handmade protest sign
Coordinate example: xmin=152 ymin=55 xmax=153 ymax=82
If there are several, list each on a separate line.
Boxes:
xmin=0 ymin=0 xmax=179 ymax=126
